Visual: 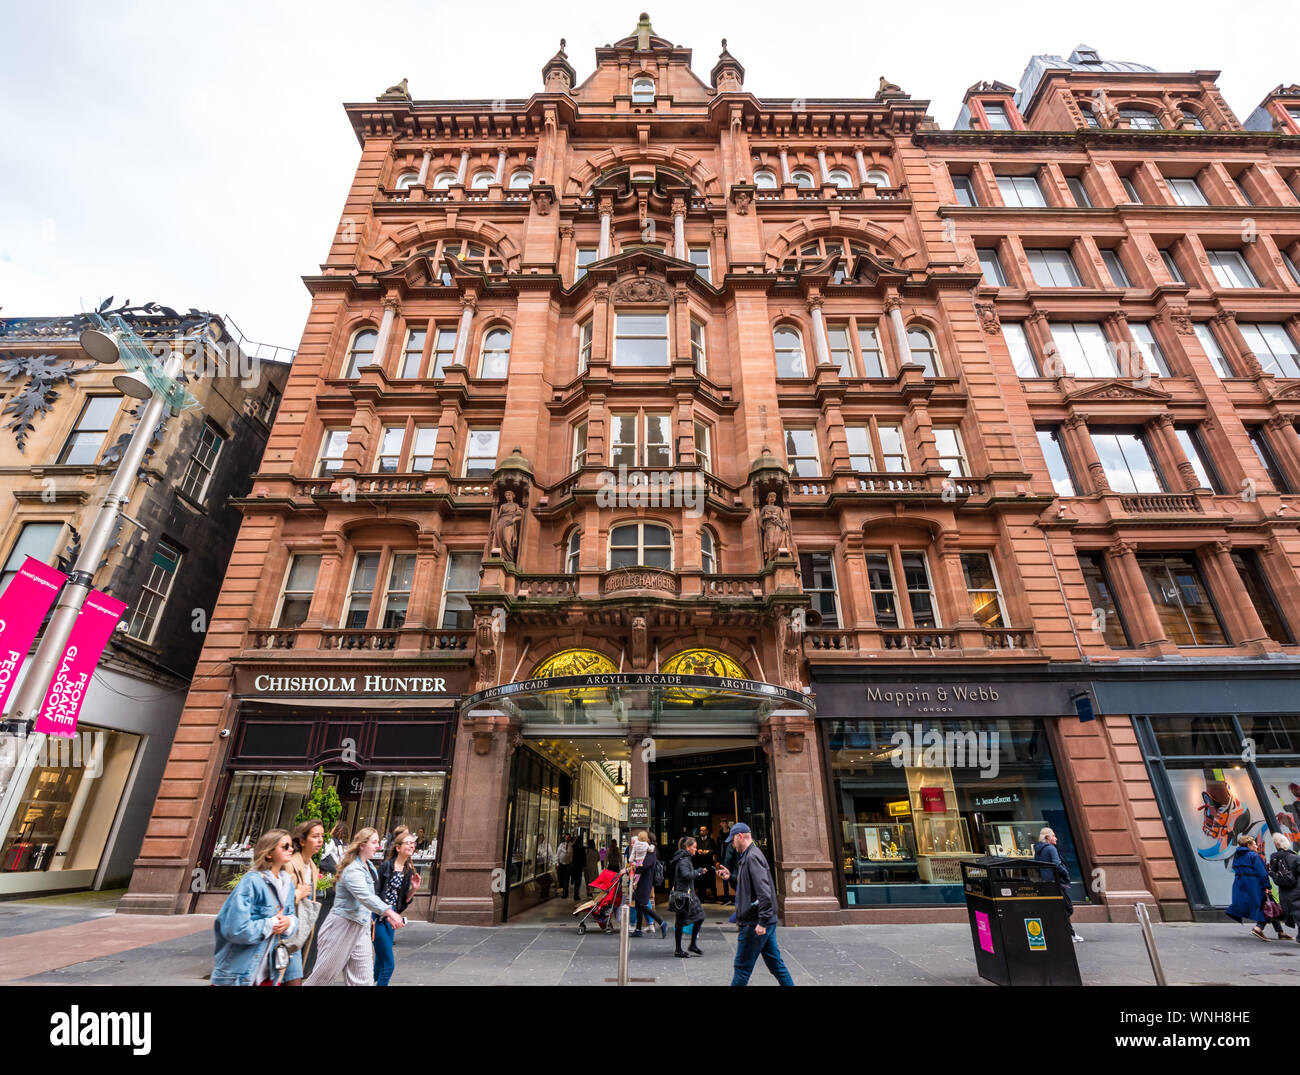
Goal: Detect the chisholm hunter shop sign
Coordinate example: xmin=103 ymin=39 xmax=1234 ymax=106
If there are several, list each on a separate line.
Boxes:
xmin=234 ymin=667 xmax=466 ymax=699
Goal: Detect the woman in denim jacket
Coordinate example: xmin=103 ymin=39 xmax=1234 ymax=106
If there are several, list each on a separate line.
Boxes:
xmin=211 ymin=829 xmax=298 ymax=986
xmin=305 ymin=827 xmax=404 ymax=986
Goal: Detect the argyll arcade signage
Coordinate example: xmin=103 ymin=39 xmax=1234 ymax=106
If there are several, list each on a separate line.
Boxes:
xmin=465 ymin=672 xmax=811 ymax=710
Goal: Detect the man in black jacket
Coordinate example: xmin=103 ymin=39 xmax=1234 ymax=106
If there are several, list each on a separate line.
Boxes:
xmin=715 ymin=822 xmax=795 ymax=986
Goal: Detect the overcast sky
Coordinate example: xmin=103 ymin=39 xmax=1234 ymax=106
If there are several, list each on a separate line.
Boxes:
xmin=0 ymin=0 xmax=1291 ymax=349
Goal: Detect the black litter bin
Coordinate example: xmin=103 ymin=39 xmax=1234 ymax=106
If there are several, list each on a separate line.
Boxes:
xmin=961 ymin=856 xmax=1081 ymax=986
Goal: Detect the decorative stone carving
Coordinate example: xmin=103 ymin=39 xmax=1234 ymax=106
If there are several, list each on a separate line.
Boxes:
xmin=631 ymin=615 xmax=647 ymax=667
xmin=1166 ymin=311 xmax=1194 ymax=336
xmin=532 ymin=188 xmax=554 ymax=215
xmin=760 ymin=491 xmax=796 ymax=563
xmin=474 ymin=610 xmax=501 ymax=693
xmin=379 ymin=78 xmax=409 ymax=100
xmin=603 ymin=568 xmax=679 ymax=596
xmin=610 ymin=276 xmax=672 ymax=304
xmin=974 ymin=302 xmax=1001 ymax=334
xmin=488 ymin=488 xmax=523 ymax=562
xmin=731 ymin=187 xmax=752 ymax=215
xmin=774 ymin=610 xmax=805 ymax=691
xmin=878 ymin=76 xmax=904 ymax=97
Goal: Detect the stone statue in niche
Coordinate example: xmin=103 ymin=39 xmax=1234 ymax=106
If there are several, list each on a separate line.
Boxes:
xmin=489 ymin=489 xmax=524 ymax=563
xmin=474 ymin=610 xmax=500 ymax=693
xmin=759 ymin=491 xmax=795 ymax=562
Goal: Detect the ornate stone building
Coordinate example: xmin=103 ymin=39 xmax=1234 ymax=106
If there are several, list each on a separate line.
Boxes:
xmin=121 ymin=22 xmax=1300 ymax=925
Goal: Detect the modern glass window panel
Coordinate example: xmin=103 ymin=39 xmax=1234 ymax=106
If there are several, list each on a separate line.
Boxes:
xmin=977 ymin=248 xmax=1007 ymax=286
xmin=878 ymin=425 xmax=908 ymax=471
xmin=1193 ymin=323 xmax=1231 ymax=378
xmin=1101 ymin=249 xmax=1130 ymax=287
xmin=1002 ymin=322 xmax=1038 ymax=377
xmin=1036 ymin=428 xmax=1076 ymax=496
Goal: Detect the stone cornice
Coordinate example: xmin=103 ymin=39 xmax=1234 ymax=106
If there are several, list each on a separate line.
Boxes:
xmin=913 ymin=128 xmax=1300 ymax=150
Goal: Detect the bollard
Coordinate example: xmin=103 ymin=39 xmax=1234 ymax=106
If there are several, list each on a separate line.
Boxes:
xmin=617 ymin=868 xmax=630 ymax=987
xmin=1135 ymin=902 xmax=1167 ymax=987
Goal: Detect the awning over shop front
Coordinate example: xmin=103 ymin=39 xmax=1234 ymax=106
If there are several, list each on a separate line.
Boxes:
xmin=461 ymin=672 xmax=814 ymax=735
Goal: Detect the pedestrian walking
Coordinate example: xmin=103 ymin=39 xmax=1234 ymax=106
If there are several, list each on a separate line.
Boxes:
xmin=281 ymin=818 xmax=324 ymax=985
xmin=373 ymin=829 xmax=420 ymax=985
xmin=630 ymin=830 xmax=666 ymax=939
xmin=585 ymin=838 xmax=602 ymax=889
xmin=304 ymin=827 xmax=404 ymax=985
xmin=1033 ymin=827 xmax=1081 ymax=942
xmin=211 ymin=829 xmax=298 ymax=986
xmin=305 ymin=820 xmax=349 ymax=978
xmin=669 ymin=836 xmax=707 ymax=957
xmin=718 ymin=822 xmax=734 ymax=901
xmin=1268 ymin=831 xmax=1300 ymax=943
xmin=715 ymin=822 xmax=793 ymax=986
xmin=1226 ymin=834 xmax=1286 ymax=941
xmin=694 ymin=826 xmax=718 ymax=902
xmin=606 ymin=838 xmax=621 ymax=872
xmin=571 ymin=834 xmax=588 ymax=900
xmin=556 ymin=834 xmax=573 ymax=898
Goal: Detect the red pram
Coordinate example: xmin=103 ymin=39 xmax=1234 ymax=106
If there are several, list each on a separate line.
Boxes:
xmin=572 ymin=867 xmax=628 ymax=934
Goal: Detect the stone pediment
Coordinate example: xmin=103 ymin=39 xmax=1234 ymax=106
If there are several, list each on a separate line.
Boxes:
xmin=1267 ymin=380 xmax=1300 ymax=402
xmin=847 ymin=251 xmax=908 ymax=287
xmin=376 ymin=253 xmax=444 ymax=288
xmin=610 ymin=273 xmax=672 ymax=304
xmin=1063 ymin=379 xmax=1172 ymax=404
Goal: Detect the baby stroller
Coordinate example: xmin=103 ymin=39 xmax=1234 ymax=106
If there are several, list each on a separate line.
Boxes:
xmin=572 ymin=867 xmax=628 ymax=934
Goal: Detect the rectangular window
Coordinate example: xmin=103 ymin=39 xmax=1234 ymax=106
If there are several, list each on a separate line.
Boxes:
xmin=1232 ymin=551 xmax=1293 ymax=644
xmin=689 ymin=247 xmax=711 ymax=283
xmin=1160 ymin=248 xmax=1185 ymax=284
xmin=1120 ymin=175 xmax=1141 ymax=203
xmin=1193 ymin=322 xmax=1232 ymax=378
xmin=317 ymin=429 xmax=349 ymax=476
xmin=1283 ymin=250 xmax=1300 ymax=286
xmin=1026 ymin=248 xmax=1083 ymax=287
xmin=1050 ymin=322 xmax=1116 ymax=378
xmin=996 ymin=174 xmax=1047 ymax=208
xmin=463 ymin=428 xmax=499 ymax=478
xmin=783 ymin=426 xmax=821 ymax=477
xmin=610 ymin=413 xmax=637 ymax=468
xmin=613 ymin=313 xmax=669 ymax=366
xmin=846 ymin=425 xmax=875 ymax=471
xmin=126 ymin=540 xmax=181 ymax=644
xmin=1101 ymin=249 xmax=1131 ymax=287
xmin=961 ymin=553 xmax=1005 ymax=629
xmin=430 ymin=326 xmax=458 ymax=379
xmin=864 ymin=553 xmax=900 ymax=628
xmin=400 ymin=327 xmax=426 ymax=378
xmin=951 ymin=174 xmax=977 ymax=207
xmin=799 ymin=552 xmax=840 ymax=628
xmin=693 ymin=420 xmax=712 ymax=473
xmin=58 ymin=396 xmax=121 ymax=465
xmin=826 ymin=323 xmax=855 ymax=376
xmin=1248 ymin=427 xmax=1292 ymax=492
xmin=933 ymin=427 xmax=968 ymax=476
xmin=1175 ymin=427 xmax=1222 ymax=493
xmin=276 ymin=555 xmax=321 ymax=629
xmin=1130 ymin=321 xmax=1170 ymax=377
xmin=983 ymin=103 xmax=1012 ymax=130
xmin=1090 ymin=430 xmax=1165 ymax=494
xmin=1167 ymin=176 xmax=1208 ymax=206
xmin=0 ymin=522 xmax=63 ymax=591
xmin=575 ymin=247 xmax=598 ymax=281
xmin=858 ymin=324 xmax=885 ymax=377
xmin=376 ymin=426 xmax=404 ymax=473
xmin=1207 ymin=249 xmax=1259 ymax=289
xmin=577 ymin=318 xmax=593 ymax=374
xmin=1002 ymin=322 xmax=1039 ymax=377
xmin=571 ymin=420 xmax=588 ymax=471
xmin=440 ymin=551 xmax=481 ymax=629
xmin=343 ymin=552 xmax=381 ymax=629
xmin=410 ymin=427 xmax=437 ymax=471
xmin=1036 ymin=428 xmax=1076 ymax=496
xmin=878 ymin=424 xmax=908 ymax=472
xmin=1238 ymin=323 xmax=1300 ymax=378
xmin=382 ymin=553 xmax=416 ymax=629
xmin=1066 ymin=176 xmax=1092 ymax=208
xmin=644 ymin=412 xmax=671 ymax=468
xmin=690 ymin=319 xmax=706 ymax=373
xmin=977 ymin=247 xmax=1007 ymax=286
xmin=1079 ymin=552 xmax=1131 ymax=646
xmin=179 ymin=423 xmax=224 ymax=503
xmin=1138 ymin=553 xmax=1227 ymax=646
xmin=901 ymin=552 xmax=938 ymax=627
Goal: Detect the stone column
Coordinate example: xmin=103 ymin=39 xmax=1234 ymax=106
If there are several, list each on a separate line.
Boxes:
xmin=778 ymin=145 xmax=791 ymax=184
xmin=672 ymin=197 xmax=687 ymax=261
xmin=597 ymin=194 xmax=614 ymax=259
xmin=807 ymin=298 xmax=831 ymax=369
xmin=854 ymin=146 xmax=870 ymax=185
xmin=816 ymin=145 xmax=830 ymax=184
xmin=1104 ymin=540 xmax=1168 ymax=648
xmin=885 ymin=294 xmax=913 ymax=370
xmin=1211 ymin=310 xmax=1266 ymax=378
xmin=1201 ymin=540 xmax=1270 ymax=646
xmin=373 ymin=297 xmax=401 ymax=375
xmin=1265 ymin=414 xmax=1300 ymax=492
xmin=416 ymin=150 xmax=432 ymax=186
xmin=1062 ymin=414 xmax=1110 ymax=493
xmin=451 ymin=296 xmax=476 ymax=369
xmin=494 ymin=145 xmax=507 ymax=186
xmin=455 ymin=150 xmax=469 ymax=185
xmin=1150 ymin=413 xmax=1201 ymax=492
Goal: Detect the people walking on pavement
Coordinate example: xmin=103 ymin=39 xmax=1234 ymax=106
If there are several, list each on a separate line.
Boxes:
xmin=670 ymin=836 xmax=707 ymax=957
xmin=282 ymin=818 xmax=324 ymax=985
xmin=1033 ymin=827 xmax=1081 ymax=942
xmin=571 ymin=834 xmax=588 ymax=900
xmin=715 ymin=822 xmax=793 ymax=986
xmin=718 ymin=822 xmax=734 ymax=901
xmin=211 ymin=829 xmax=298 ymax=986
xmin=373 ymin=828 xmax=420 ymax=985
xmin=606 ymin=838 xmax=621 ymax=873
xmin=1226 ymin=834 xmax=1284 ymax=941
xmin=694 ymin=825 xmax=717 ymax=902
xmin=305 ymin=827 xmax=404 ymax=985
xmin=556 ymin=834 xmax=573 ymax=899
xmin=630 ymin=830 xmax=666 ymax=939
xmin=1268 ymin=831 xmax=1300 ymax=943
xmin=305 ymin=820 xmax=349 ymax=978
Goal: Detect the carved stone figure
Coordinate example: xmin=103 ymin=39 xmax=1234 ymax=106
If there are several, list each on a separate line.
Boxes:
xmin=474 ymin=610 xmax=500 ymax=692
xmin=490 ymin=489 xmax=523 ymax=563
xmin=759 ymin=491 xmax=795 ymax=562
xmin=631 ymin=615 xmax=647 ymax=668
xmin=774 ymin=611 xmax=805 ymax=691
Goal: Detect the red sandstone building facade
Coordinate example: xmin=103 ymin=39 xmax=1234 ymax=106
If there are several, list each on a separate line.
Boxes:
xmin=121 ymin=21 xmax=1300 ymax=925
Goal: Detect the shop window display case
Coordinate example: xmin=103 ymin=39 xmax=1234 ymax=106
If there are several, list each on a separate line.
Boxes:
xmin=981 ymin=820 xmax=1046 ymax=859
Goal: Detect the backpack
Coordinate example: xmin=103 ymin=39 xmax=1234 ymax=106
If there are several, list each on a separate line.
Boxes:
xmin=1271 ymin=851 xmax=1298 ymax=889
xmin=653 ymin=857 xmax=666 ymax=886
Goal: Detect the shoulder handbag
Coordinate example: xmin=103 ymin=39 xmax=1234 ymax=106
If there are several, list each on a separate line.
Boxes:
xmin=253 ymin=876 xmax=292 ymax=986
xmin=1263 ymin=890 xmax=1284 ymax=921
xmin=283 ymin=862 xmax=321 ymax=956
xmin=668 ymin=863 xmax=696 ymax=915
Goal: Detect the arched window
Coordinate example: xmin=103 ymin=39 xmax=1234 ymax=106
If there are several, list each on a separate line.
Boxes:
xmin=773 ymin=324 xmax=806 ymax=378
xmin=700 ymin=527 xmax=717 ymax=575
xmin=509 ymin=169 xmax=533 ymax=189
xmin=632 ymin=77 xmax=655 ymax=103
xmin=907 ymin=326 xmax=941 ymax=377
xmin=344 ymin=328 xmax=378 ymax=377
xmin=565 ymin=528 xmax=581 ymax=574
xmin=779 ymin=236 xmax=872 ymax=277
xmin=432 ymin=170 xmax=458 ymax=189
xmin=479 ymin=326 xmax=511 ymax=378
xmin=1119 ymin=107 xmax=1162 ymax=130
xmin=791 ymin=169 xmax=815 ymax=189
xmin=609 ymin=522 xmax=672 ymax=569
xmin=395 ymin=172 xmax=419 ymax=190
xmin=417 ymin=237 xmax=508 ymax=275
xmin=470 ymin=169 xmax=495 ymax=190
xmin=753 ymin=169 xmax=778 ymax=189
xmin=1180 ymin=107 xmax=1206 ymax=131
xmin=1079 ymin=104 xmax=1100 ymax=128
xmin=828 ymin=169 xmax=854 ymax=189
xmin=864 ymin=169 xmax=891 ymax=187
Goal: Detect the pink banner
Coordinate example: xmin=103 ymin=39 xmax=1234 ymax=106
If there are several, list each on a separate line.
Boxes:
xmin=0 ymin=556 xmax=68 ymax=714
xmin=34 ymin=590 xmax=126 ymax=738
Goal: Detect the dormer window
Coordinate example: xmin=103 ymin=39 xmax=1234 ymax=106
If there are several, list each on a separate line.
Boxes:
xmin=1180 ymin=107 xmax=1206 ymax=131
xmin=1079 ymin=103 xmax=1100 ymax=128
xmin=632 ymin=76 xmax=655 ymax=104
xmin=982 ymin=103 xmax=1013 ymax=130
xmin=1120 ymin=108 xmax=1162 ymax=130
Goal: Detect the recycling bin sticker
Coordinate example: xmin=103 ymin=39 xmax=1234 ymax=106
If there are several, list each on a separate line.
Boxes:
xmin=1024 ymin=917 xmax=1046 ymax=951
